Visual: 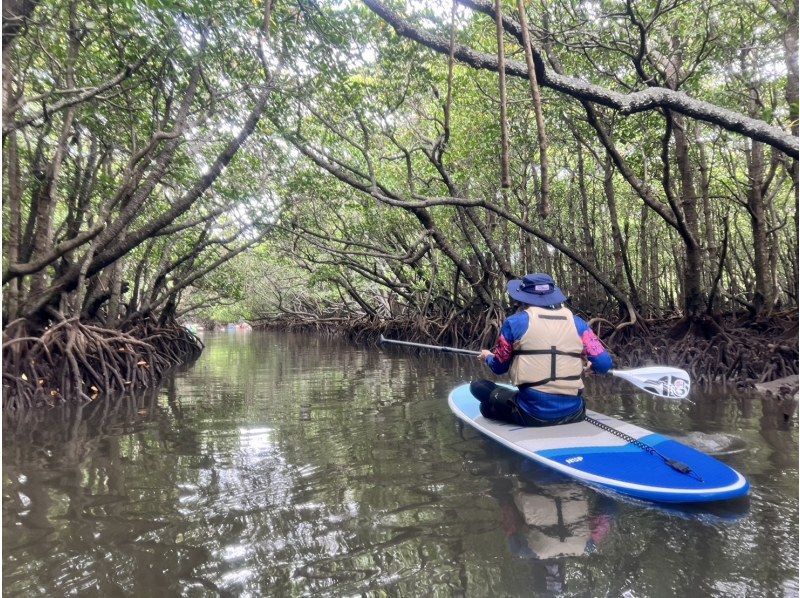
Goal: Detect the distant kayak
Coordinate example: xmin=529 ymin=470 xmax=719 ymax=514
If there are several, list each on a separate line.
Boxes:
xmin=449 ymin=384 xmax=749 ymax=503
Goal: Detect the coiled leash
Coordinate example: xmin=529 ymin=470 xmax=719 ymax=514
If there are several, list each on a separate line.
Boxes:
xmin=585 ymin=415 xmax=704 ymax=482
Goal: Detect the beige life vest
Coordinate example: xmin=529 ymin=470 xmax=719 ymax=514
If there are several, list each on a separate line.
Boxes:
xmin=508 ymin=305 xmax=585 ymax=395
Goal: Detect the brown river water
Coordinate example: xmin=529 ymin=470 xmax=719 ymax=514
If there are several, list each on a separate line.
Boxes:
xmin=3 ymin=331 xmax=798 ymax=596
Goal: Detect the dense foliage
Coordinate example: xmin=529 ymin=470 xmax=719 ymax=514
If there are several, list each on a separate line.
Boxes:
xmin=247 ymin=0 xmax=796 ymax=336
xmin=2 ymin=0 xmax=797 ymax=405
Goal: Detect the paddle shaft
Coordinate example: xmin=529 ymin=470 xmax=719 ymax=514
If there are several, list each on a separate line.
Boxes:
xmin=379 ymin=335 xmax=481 ymax=356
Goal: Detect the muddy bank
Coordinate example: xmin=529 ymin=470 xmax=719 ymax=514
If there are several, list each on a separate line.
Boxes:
xmin=754 ymin=375 xmax=799 ymax=398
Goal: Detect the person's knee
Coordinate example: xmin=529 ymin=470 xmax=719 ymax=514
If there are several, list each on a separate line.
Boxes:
xmin=490 ymin=386 xmax=517 ymax=405
xmin=470 ymin=379 xmax=495 ymax=402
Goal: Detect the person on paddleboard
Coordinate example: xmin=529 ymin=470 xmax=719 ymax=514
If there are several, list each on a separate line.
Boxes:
xmin=473 ymin=273 xmax=613 ymax=427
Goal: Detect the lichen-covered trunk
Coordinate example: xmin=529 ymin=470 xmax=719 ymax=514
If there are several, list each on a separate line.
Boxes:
xmin=603 ymin=156 xmax=626 ymax=292
xmin=671 ymin=114 xmax=704 ymax=318
xmin=784 ymin=0 xmax=798 ymax=140
xmin=747 ymin=140 xmax=774 ymax=317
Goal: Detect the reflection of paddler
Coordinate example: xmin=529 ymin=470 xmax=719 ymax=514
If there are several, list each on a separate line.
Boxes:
xmin=502 ymin=483 xmax=613 ymax=560
xmin=488 ymin=458 xmax=617 ymax=596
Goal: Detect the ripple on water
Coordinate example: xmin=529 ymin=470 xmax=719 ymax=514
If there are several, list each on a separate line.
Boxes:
xmin=2 ymin=331 xmax=797 ymax=596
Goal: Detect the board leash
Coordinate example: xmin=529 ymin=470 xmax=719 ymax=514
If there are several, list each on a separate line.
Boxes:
xmin=584 ymin=415 xmax=704 ymax=482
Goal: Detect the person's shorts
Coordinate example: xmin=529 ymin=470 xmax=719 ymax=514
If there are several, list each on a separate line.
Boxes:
xmin=470 ymin=379 xmax=586 ymax=427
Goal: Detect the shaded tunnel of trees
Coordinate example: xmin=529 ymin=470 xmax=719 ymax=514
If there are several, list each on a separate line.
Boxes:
xmin=2 ymin=0 xmax=798 ymax=408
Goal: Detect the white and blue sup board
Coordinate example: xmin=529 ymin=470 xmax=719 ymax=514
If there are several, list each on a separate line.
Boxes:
xmin=449 ymin=384 xmax=749 ymax=503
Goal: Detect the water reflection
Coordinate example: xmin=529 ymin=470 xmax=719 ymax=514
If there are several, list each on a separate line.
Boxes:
xmin=494 ymin=463 xmax=616 ymax=595
xmin=3 ymin=331 xmax=798 ymax=596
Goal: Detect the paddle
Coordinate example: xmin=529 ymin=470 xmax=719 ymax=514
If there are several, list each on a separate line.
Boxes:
xmin=379 ymin=335 xmax=692 ymax=400
xmin=609 ymin=366 xmax=691 ymax=400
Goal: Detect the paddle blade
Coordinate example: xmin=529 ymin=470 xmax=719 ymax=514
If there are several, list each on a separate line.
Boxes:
xmin=611 ymin=367 xmax=691 ymax=400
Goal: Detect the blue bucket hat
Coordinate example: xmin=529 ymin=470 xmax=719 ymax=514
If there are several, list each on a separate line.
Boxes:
xmin=507 ymin=273 xmax=567 ymax=307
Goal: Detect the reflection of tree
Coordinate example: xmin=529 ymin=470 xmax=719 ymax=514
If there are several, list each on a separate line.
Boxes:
xmin=3 ymin=385 xmax=211 ymax=594
xmin=5 ymin=331 xmax=497 ymax=594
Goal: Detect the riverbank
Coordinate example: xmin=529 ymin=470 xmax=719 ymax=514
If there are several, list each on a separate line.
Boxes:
xmin=4 ymin=309 xmax=795 ymax=410
xmin=2 ymin=318 xmax=203 ymax=410
xmin=256 ymin=310 xmax=799 ymax=389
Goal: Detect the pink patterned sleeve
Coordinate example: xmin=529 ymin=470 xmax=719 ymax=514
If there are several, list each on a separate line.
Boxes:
xmin=581 ymin=329 xmax=605 ymax=357
xmin=492 ymin=335 xmax=514 ymax=364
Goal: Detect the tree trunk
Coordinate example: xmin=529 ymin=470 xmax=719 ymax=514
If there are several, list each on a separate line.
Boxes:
xmin=516 ymin=0 xmax=550 ymax=218
xmin=576 ymin=143 xmax=596 ymax=308
xmin=494 ymin=0 xmax=511 ymax=189
xmin=747 ymin=139 xmax=774 ymax=317
xmin=106 ymin=260 xmax=123 ymax=326
xmin=603 ymin=155 xmax=626 ymax=291
xmin=670 ymin=113 xmax=704 ymax=317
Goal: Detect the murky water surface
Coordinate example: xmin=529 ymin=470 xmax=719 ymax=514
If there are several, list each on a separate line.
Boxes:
xmin=3 ymin=331 xmax=798 ymax=596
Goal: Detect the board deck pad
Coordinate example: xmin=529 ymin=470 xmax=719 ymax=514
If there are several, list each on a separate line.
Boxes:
xmin=449 ymin=384 xmax=749 ymax=503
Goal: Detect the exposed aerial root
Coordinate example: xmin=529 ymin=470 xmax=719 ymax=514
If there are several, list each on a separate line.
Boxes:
xmin=603 ymin=310 xmax=798 ymax=387
xmin=2 ymin=317 xmax=203 ymax=411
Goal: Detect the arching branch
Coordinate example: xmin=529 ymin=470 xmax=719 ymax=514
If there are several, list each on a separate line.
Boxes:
xmin=362 ymin=0 xmax=798 ymax=158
